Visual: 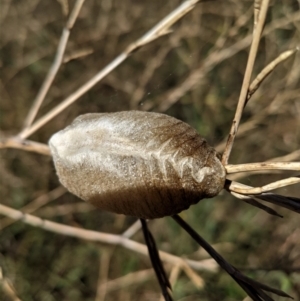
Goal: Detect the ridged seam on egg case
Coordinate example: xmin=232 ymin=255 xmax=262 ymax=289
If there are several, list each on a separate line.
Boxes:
xmin=50 ymin=132 xmax=217 ymax=185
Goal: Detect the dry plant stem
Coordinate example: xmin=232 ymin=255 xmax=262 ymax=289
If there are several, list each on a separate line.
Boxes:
xmin=270 ymin=149 xmax=300 ymax=162
xmin=155 ymin=11 xmax=300 ymax=113
xmin=216 ymin=87 xmax=300 ymax=154
xmin=226 ymin=180 xmax=300 ymax=214
xmin=57 ymin=0 xmax=69 ymax=16
xmin=0 ymin=203 xmax=217 ymax=272
xmin=121 ymin=219 xmax=142 ymax=238
xmin=23 ymin=0 xmax=86 ymax=129
xmin=159 ymin=265 xmax=181 ymax=301
xmin=226 ymin=162 xmax=300 ymax=174
xmin=215 ymin=6 xmax=253 ymax=50
xmin=0 ymin=136 xmax=51 ymax=156
xmin=0 ymin=267 xmax=22 ymax=301
xmin=225 ymin=149 xmax=300 ymax=181
xmin=35 ymin=203 xmax=93 ymax=218
xmin=248 ymin=48 xmax=298 ymax=100
xmin=63 ymin=48 xmax=94 ymax=63
xmin=254 ymin=0 xmax=261 ymax=29
xmin=95 ymin=250 xmax=111 ymax=301
xmin=169 ymin=264 xmax=181 ymax=287
xmin=96 ymin=268 xmax=154 ymax=293
xmin=181 ymin=264 xmax=204 ymax=289
xmin=130 ymin=44 xmax=172 ymax=108
xmin=0 ymin=186 xmax=66 ymax=230
xmin=221 ymin=0 xmax=270 ymax=165
xmin=96 ymin=266 xmax=203 ymax=297
xmin=18 ymin=0 xmax=203 ymax=140
xmin=228 ymin=177 xmax=300 ymax=195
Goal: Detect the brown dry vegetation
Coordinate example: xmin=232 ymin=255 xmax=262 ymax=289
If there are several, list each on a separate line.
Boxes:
xmin=0 ymin=1 xmax=300 ymax=301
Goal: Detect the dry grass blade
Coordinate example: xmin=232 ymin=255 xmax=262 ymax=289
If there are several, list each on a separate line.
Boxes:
xmin=18 ymin=0 xmax=205 ymax=140
xmin=22 ymin=0 xmax=86 ymax=129
xmin=172 ymin=215 xmax=292 ymax=301
xmin=222 ymin=0 xmax=270 ymax=165
xmin=247 ymin=48 xmax=299 ymax=100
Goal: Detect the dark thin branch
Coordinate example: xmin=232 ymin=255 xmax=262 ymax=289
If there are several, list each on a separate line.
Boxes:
xmin=140 ymin=219 xmax=173 ymax=301
xmin=172 ymin=215 xmax=292 ymax=301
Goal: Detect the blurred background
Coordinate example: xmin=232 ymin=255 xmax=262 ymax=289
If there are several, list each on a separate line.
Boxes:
xmin=0 ymin=0 xmax=300 ymax=300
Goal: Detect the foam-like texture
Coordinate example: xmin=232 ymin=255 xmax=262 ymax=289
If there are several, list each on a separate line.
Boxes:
xmin=49 ymin=111 xmax=226 ymax=219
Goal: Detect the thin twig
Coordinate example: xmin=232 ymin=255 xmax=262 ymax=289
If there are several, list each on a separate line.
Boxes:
xmin=226 ymin=162 xmax=300 ymax=174
xmin=95 ymin=249 xmax=111 ymax=301
xmin=130 ymin=43 xmax=173 ymax=108
xmin=121 ymin=219 xmax=142 ymax=238
xmin=269 ymin=149 xmax=300 ymax=162
xmin=0 ymin=186 xmax=66 ymax=230
xmin=159 ymin=264 xmax=181 ymax=301
xmin=63 ymin=48 xmax=94 ymax=63
xmin=221 ymin=0 xmax=270 ymax=165
xmin=0 ymin=203 xmax=218 ymax=273
xmin=96 ymin=268 xmax=154 ymax=293
xmin=22 ymin=0 xmax=86 ymax=129
xmin=0 ymin=136 xmax=51 ymax=156
xmin=226 ymin=180 xmax=300 ymax=214
xmin=216 ymin=88 xmax=300 ymax=154
xmin=56 ymin=0 xmax=69 ymax=16
xmin=254 ymin=0 xmax=261 ymax=30
xmin=247 ymin=48 xmax=298 ymax=100
xmin=181 ymin=264 xmax=204 ymax=289
xmin=154 ymin=11 xmax=300 ymax=113
xmin=18 ymin=0 xmax=204 ymax=140
xmin=0 ymin=267 xmax=22 ymax=301
xmin=226 ymin=148 xmax=300 ymax=179
xmin=35 ymin=203 xmax=93 ymax=218
xmin=228 ymin=177 xmax=300 ymax=195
